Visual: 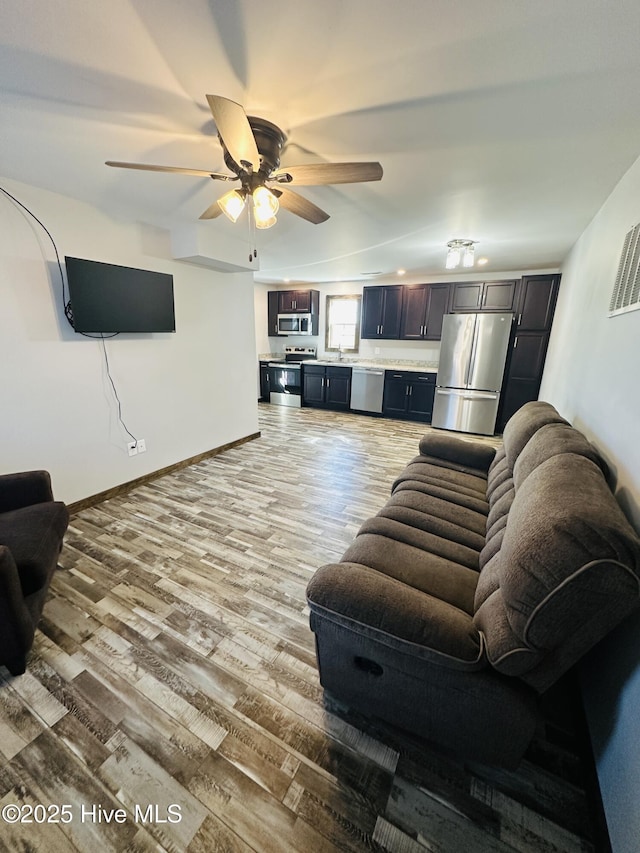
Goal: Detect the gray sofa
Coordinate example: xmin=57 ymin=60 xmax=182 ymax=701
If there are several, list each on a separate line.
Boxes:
xmin=0 ymin=470 xmax=69 ymax=676
xmin=306 ymin=401 xmax=640 ymax=767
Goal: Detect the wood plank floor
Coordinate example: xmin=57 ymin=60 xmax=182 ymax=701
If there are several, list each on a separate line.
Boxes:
xmin=0 ymin=404 xmax=599 ymax=852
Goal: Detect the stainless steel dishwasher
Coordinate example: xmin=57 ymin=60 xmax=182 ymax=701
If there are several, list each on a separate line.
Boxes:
xmin=350 ymin=366 xmax=385 ymax=413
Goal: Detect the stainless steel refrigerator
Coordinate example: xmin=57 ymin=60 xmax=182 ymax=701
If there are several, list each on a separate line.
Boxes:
xmin=432 ymin=312 xmax=512 ymax=435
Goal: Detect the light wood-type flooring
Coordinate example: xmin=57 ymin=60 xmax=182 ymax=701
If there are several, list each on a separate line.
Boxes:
xmin=0 ymin=404 xmax=600 ymax=852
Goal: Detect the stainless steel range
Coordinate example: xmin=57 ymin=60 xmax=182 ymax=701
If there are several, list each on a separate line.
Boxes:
xmin=268 ymin=345 xmax=317 ymax=407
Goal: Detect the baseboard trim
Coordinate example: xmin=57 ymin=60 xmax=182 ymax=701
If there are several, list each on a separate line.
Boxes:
xmin=67 ymin=431 xmax=261 ymax=515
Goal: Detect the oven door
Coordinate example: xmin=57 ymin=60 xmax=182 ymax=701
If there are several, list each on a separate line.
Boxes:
xmin=268 ymin=364 xmax=302 ymax=406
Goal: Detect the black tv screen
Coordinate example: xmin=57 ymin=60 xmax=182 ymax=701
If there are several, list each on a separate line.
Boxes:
xmin=65 ymin=256 xmax=176 ymax=333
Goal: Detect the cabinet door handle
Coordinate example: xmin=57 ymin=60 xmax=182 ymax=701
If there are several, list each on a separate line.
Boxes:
xmin=326 ymin=378 xmax=330 ymax=387
xmin=514 ymin=336 xmax=518 ymax=348
xmin=517 ymin=313 xmax=522 ymax=326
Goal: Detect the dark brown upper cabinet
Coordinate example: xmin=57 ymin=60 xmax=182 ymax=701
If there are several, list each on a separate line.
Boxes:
xmin=450 ymin=280 xmax=517 ymax=313
xmin=361 ymin=285 xmax=404 ymax=339
xmin=277 ymin=289 xmax=319 ymax=313
xmin=267 ymin=289 xmax=320 ymax=336
xmin=400 ymin=283 xmax=450 ymax=340
xmin=515 ymin=273 xmax=560 ymax=331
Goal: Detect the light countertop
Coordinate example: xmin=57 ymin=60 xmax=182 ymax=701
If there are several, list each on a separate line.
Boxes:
xmin=304 ymin=360 xmax=438 ymax=374
xmin=260 ymin=355 xmax=438 ymax=374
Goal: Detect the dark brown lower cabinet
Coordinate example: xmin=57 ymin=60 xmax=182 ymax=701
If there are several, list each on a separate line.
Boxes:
xmin=382 ymin=371 xmax=436 ymax=422
xmin=303 ymin=365 xmax=352 ymax=410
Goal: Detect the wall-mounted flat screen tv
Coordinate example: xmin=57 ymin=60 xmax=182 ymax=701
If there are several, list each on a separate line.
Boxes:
xmin=65 ymin=256 xmax=176 ymax=333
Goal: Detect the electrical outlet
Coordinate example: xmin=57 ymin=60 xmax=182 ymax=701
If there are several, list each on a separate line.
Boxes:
xmin=136 ymin=439 xmax=147 ymax=454
xmin=127 ymin=441 xmax=138 ymax=457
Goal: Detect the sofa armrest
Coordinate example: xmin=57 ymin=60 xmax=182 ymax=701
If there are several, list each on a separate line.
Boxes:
xmin=0 ymin=471 xmax=54 ymax=514
xmin=0 ymin=545 xmax=37 ymax=659
xmin=307 ymin=562 xmax=484 ymax=668
xmin=418 ymin=434 xmax=497 ymax=473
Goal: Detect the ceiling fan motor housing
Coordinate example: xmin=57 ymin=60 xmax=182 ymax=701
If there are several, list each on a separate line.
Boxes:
xmin=220 ymin=116 xmax=287 ymax=179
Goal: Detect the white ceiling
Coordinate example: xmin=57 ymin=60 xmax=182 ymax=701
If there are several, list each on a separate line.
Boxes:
xmin=3 ymin=0 xmax=640 ymax=284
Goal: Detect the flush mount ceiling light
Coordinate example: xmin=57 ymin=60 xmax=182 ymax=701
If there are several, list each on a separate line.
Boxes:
xmin=446 ymin=239 xmax=477 ymax=269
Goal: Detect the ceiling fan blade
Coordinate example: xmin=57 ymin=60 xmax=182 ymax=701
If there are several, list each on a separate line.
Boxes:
xmin=105 ymin=161 xmax=233 ymax=180
xmin=277 ymin=188 xmax=330 ymax=224
xmin=206 ymin=94 xmax=260 ymax=171
xmin=272 ymin=161 xmax=383 ymax=186
xmin=199 ymin=202 xmax=223 ymax=220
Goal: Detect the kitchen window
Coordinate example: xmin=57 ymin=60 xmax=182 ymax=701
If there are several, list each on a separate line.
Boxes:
xmin=325 ymin=294 xmax=361 ymax=353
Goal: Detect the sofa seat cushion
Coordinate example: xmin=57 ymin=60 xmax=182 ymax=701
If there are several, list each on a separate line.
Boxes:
xmin=394 ymin=460 xmax=488 ymax=497
xmin=359 ymin=515 xmax=481 ymax=571
xmin=393 ymin=477 xmax=489 ymax=517
xmin=341 ymin=532 xmax=478 ymax=614
xmin=384 ymin=488 xmax=488 ymax=539
xmin=486 ymin=487 xmax=516 ymax=531
xmin=307 ymin=562 xmax=484 ymax=666
xmin=486 ymin=456 xmax=512 ymax=502
xmin=380 ymin=492 xmax=486 ymax=553
xmin=0 ymin=502 xmax=69 ymax=596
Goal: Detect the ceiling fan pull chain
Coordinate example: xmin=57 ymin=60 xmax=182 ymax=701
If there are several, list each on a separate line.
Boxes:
xmin=248 ymin=201 xmax=257 ymax=262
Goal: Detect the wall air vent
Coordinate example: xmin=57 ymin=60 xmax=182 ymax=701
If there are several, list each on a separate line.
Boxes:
xmin=609 ymin=223 xmax=640 ymax=317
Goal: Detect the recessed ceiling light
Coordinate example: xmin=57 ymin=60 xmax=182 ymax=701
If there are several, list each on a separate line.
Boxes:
xmin=477 ymin=257 xmax=488 ymax=266
xmin=397 ymin=268 xmax=406 ymax=276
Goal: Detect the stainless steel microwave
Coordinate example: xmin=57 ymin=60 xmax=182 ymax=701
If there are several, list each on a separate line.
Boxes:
xmin=277 ymin=313 xmax=313 ymax=335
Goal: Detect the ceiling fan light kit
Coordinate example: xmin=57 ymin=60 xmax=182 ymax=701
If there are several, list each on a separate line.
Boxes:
xmin=106 ymin=94 xmax=383 ymax=236
xmin=252 ymin=185 xmax=279 ymax=229
xmin=446 ymin=239 xmax=477 ymax=269
xmin=217 ymin=189 xmax=246 ymax=222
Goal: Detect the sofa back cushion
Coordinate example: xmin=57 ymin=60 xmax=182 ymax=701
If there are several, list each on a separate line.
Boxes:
xmin=474 ymin=453 xmax=640 ymax=691
xmin=502 ymin=401 xmax=567 ymax=469
xmin=513 ymin=421 xmax=608 ymax=488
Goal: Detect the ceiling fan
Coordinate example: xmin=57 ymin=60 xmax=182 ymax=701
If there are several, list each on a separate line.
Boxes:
xmin=106 ymin=94 xmax=383 ymax=229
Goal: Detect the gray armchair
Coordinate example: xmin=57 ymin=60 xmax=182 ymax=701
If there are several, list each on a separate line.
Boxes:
xmin=0 ymin=471 xmax=69 ymax=675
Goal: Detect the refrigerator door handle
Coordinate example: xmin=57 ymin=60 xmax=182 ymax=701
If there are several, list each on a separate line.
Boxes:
xmin=436 ymin=389 xmax=498 ymax=401
xmin=465 ymin=316 xmax=479 ymax=387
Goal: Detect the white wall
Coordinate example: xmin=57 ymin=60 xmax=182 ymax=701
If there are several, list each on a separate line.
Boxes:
xmin=541 ymin=155 xmax=640 ymax=853
xmin=1 ymin=178 xmax=258 ymax=505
